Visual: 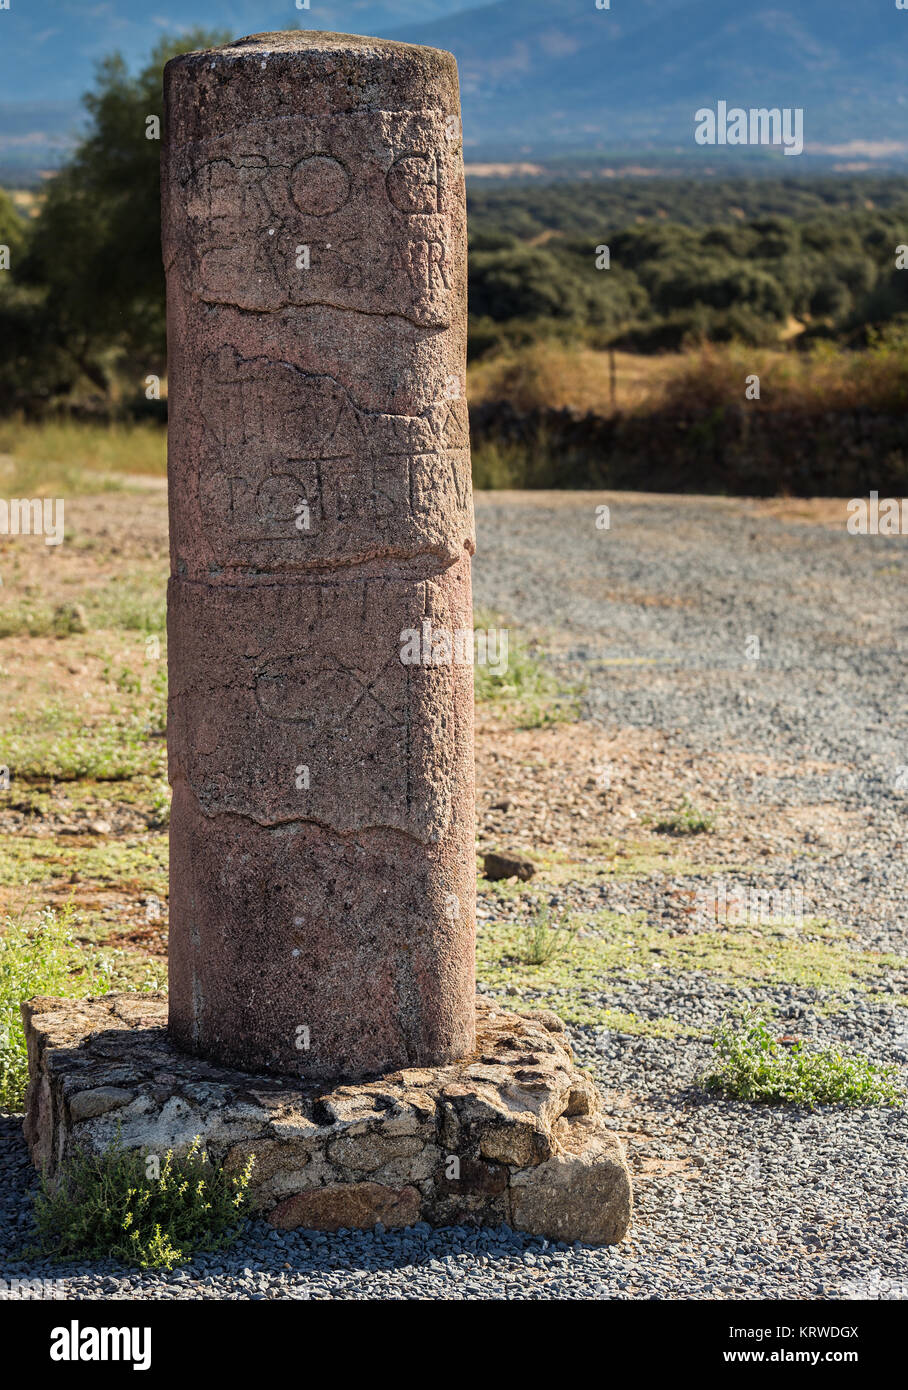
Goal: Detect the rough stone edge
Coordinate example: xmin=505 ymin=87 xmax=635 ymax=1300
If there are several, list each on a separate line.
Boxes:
xmin=21 ymin=993 xmax=632 ymax=1246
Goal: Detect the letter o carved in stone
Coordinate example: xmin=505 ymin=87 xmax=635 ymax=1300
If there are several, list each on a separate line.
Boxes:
xmin=291 ymin=154 xmax=351 ymax=216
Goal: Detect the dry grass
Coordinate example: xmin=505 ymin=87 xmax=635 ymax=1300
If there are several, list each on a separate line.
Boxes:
xmin=0 ymin=418 xmax=166 ymax=493
xmin=468 ymin=342 xmax=682 ymax=415
xmin=3 ymin=335 xmax=905 ymax=492
xmin=655 ymin=337 xmax=908 ymax=415
xmin=467 ymin=333 xmax=908 ymax=418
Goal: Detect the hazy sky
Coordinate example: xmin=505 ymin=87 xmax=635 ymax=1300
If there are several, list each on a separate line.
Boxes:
xmin=0 ymin=0 xmax=479 ymax=103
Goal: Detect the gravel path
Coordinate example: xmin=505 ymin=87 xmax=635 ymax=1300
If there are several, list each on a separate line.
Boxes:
xmin=1 ymin=490 xmax=905 ymax=1300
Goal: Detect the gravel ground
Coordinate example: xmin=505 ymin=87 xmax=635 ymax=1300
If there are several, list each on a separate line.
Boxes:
xmin=1 ymin=490 xmax=905 ymax=1301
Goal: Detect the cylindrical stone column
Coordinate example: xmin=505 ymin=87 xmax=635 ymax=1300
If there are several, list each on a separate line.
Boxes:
xmin=162 ymin=32 xmax=475 ymax=1081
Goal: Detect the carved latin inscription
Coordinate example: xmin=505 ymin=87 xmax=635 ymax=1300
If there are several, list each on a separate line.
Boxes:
xmin=196 ymin=347 xmax=473 ymax=569
xmin=164 ymin=34 xmax=475 ymax=1080
xmin=168 ymin=573 xmax=468 ymax=842
xmin=173 ymin=111 xmax=461 ymax=327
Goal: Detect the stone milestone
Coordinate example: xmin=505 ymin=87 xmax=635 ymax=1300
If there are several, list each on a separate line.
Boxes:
xmin=162 ymin=32 xmax=476 ymax=1082
xmin=22 ymin=32 xmax=633 ymax=1247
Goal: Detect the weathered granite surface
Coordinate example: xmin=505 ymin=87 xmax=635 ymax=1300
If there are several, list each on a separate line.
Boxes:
xmin=163 ymin=32 xmax=476 ymax=1081
xmin=22 ymin=994 xmax=632 ymax=1244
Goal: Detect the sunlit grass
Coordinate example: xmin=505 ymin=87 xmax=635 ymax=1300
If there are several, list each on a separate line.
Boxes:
xmin=467 ymin=329 xmax=908 ymax=419
xmin=3 ymin=671 xmax=167 ymax=783
xmin=473 ymin=607 xmax=582 ymax=727
xmin=476 ymin=910 xmax=904 ymax=1031
xmin=0 ymin=418 xmax=166 ymax=490
xmin=0 ymin=905 xmax=163 ymax=1111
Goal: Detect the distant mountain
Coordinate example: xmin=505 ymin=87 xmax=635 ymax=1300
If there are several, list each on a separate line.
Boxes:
xmin=0 ymin=0 xmax=474 ymax=104
xmin=392 ymin=0 xmax=908 ymax=156
xmin=0 ymin=0 xmax=479 ymax=177
xmin=3 ymin=0 xmax=908 ymax=179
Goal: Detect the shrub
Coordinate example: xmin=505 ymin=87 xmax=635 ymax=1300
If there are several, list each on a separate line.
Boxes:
xmin=701 ymin=1013 xmax=904 ymax=1108
xmin=31 ymin=1136 xmax=254 ymax=1269
xmin=470 ymin=245 xmax=588 ymax=322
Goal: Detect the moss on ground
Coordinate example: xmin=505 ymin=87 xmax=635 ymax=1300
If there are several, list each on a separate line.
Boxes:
xmin=476 ymin=910 xmax=905 ymax=1031
xmin=477 ymin=840 xmax=745 ymax=891
xmin=0 ymin=834 xmax=167 ymax=896
xmin=2 ymin=686 xmax=166 ymax=784
xmin=0 ymin=776 xmax=165 ymax=820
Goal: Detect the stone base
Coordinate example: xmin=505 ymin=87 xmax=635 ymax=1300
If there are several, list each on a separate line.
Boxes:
xmin=21 ymin=994 xmax=632 ymax=1245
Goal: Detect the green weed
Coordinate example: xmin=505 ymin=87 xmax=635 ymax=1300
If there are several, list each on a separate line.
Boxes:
xmin=653 ymin=798 xmax=716 ymax=835
xmin=0 ymin=906 xmax=111 ymax=1110
xmin=473 ymin=608 xmax=581 ymax=728
xmin=514 ymin=906 xmax=580 ymax=965
xmin=701 ymin=1012 xmax=903 ymax=1107
xmin=31 ymin=1136 xmax=253 ymax=1270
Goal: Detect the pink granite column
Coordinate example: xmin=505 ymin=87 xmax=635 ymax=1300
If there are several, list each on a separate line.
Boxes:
xmin=162 ymin=32 xmax=475 ymax=1081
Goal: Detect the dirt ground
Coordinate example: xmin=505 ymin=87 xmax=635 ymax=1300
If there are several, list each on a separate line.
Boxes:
xmin=1 ymin=481 xmax=906 ymax=1299
xmin=0 ymin=482 xmax=868 ymax=954
xmin=0 ymin=481 xmax=894 ymax=947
